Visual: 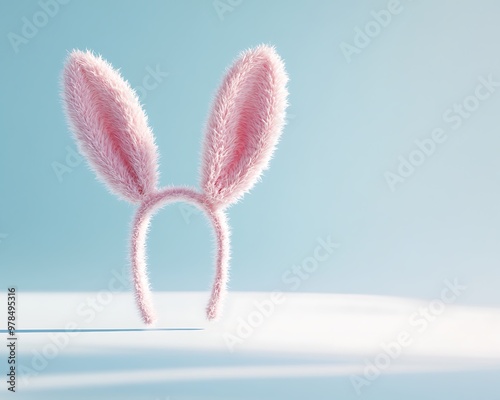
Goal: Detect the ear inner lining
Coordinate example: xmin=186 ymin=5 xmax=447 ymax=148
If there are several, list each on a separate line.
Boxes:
xmin=63 ymin=51 xmax=159 ymax=203
xmin=130 ymin=186 xmax=230 ymax=325
xmin=76 ymin=65 xmax=144 ymax=195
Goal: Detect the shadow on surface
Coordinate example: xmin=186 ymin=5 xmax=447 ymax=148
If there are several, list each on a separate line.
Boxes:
xmin=0 ymin=328 xmax=203 ymax=333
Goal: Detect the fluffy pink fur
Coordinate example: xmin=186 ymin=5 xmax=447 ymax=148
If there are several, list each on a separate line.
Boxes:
xmin=61 ymin=46 xmax=288 ymax=325
xmin=131 ymin=187 xmax=230 ymax=324
xmin=201 ymin=45 xmax=289 ymax=207
xmin=62 ymin=50 xmax=159 ymax=203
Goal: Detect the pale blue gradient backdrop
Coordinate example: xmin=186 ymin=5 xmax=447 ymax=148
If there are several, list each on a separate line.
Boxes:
xmin=1 ymin=0 xmax=500 ymax=307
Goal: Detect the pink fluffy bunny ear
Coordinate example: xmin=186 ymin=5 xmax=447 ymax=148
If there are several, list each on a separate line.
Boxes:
xmin=201 ymin=45 xmax=289 ymax=207
xmin=62 ymin=50 xmax=159 ymax=203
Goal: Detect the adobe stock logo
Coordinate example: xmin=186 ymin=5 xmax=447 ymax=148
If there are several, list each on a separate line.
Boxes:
xmin=134 ymin=65 xmax=169 ymax=102
xmin=222 ymin=236 xmax=339 ymax=352
xmin=213 ymin=0 xmax=243 ymax=21
xmin=51 ymin=145 xmax=82 ymax=183
xmin=384 ymin=74 xmax=499 ymax=191
xmin=350 ymin=278 xmax=467 ymax=395
xmin=19 ymin=266 xmax=131 ymax=386
xmin=7 ymin=0 xmax=71 ymax=54
xmin=339 ymin=0 xmax=412 ymax=63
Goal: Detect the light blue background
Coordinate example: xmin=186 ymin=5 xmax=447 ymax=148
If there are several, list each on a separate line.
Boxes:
xmin=2 ymin=0 xmax=500 ymax=308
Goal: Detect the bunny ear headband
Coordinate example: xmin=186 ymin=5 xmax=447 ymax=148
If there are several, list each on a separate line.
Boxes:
xmin=61 ymin=45 xmax=288 ymax=325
